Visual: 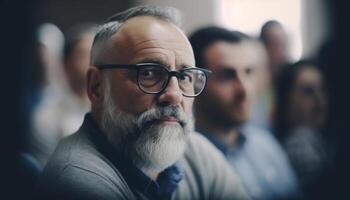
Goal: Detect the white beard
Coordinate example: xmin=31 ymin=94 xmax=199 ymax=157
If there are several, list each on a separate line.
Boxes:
xmin=100 ymin=79 xmax=194 ymax=173
xmin=130 ymin=122 xmax=187 ymax=172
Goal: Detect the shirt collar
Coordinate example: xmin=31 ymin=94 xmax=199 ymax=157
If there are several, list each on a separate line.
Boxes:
xmin=83 ymin=113 xmax=183 ymax=200
xmin=196 ymin=127 xmax=247 ymax=156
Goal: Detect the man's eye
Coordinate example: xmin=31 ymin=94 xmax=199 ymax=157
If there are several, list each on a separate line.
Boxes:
xmin=180 ymin=73 xmax=193 ymax=83
xmin=140 ymin=68 xmax=164 ymax=80
xmin=245 ymin=67 xmax=254 ymax=75
xmin=140 ymin=70 xmax=155 ymax=79
xmin=139 ymin=68 xmax=165 ymax=87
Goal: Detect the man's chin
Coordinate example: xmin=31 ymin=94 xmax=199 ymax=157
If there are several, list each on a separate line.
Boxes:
xmin=228 ymin=113 xmax=249 ymax=126
xmin=129 ymin=127 xmax=187 ymax=172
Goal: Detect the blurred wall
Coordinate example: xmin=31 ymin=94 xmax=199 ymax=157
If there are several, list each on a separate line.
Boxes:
xmin=40 ymin=0 xmax=133 ymax=32
xmin=301 ymin=0 xmax=331 ymax=58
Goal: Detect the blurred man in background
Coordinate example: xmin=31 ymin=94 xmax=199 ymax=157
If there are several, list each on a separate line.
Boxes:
xmin=31 ymin=23 xmax=95 ymax=167
xmin=36 ymin=6 xmax=249 ymax=200
xmin=260 ymin=20 xmax=291 ymax=82
xmin=190 ymin=26 xmax=300 ymax=200
xmin=61 ymin=23 xmax=96 ymax=135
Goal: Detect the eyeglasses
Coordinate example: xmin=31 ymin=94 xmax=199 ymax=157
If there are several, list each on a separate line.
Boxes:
xmin=95 ymin=63 xmax=212 ymax=97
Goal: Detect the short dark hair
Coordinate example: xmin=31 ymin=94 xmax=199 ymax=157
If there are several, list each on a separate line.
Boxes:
xmin=188 ymin=26 xmax=249 ymax=68
xmin=259 ymin=20 xmax=283 ymax=44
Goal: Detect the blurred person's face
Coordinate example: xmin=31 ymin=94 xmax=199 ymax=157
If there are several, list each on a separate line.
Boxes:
xmin=65 ymin=34 xmax=94 ymax=96
xmin=87 ymin=16 xmax=195 ymax=172
xmin=287 ymin=66 xmax=327 ymax=129
xmin=196 ymin=41 xmax=255 ymax=128
xmin=264 ymin=25 xmax=289 ymax=74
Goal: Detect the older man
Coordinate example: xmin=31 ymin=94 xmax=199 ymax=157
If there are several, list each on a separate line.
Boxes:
xmin=36 ymin=6 xmax=248 ymax=200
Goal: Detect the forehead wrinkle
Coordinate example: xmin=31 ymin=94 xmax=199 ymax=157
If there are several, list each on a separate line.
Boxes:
xmin=120 ymin=31 xmax=192 ymax=67
xmin=133 ymin=38 xmax=159 ymax=47
xmin=132 ymin=39 xmax=173 ymax=58
xmin=132 ymin=40 xmax=190 ymax=68
xmin=134 ymin=49 xmax=176 ymax=69
xmin=133 ymin=46 xmax=170 ymax=54
xmin=133 ymin=38 xmax=189 ymax=50
xmin=133 ymin=50 xmax=170 ymax=63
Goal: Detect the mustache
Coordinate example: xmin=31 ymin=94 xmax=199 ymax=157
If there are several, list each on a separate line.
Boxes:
xmin=136 ymin=105 xmax=188 ymax=129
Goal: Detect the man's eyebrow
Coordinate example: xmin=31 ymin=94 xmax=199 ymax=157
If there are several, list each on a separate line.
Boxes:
xmin=244 ymin=64 xmax=256 ymax=69
xmin=138 ymin=58 xmax=168 ymax=66
xmin=138 ymin=58 xmax=193 ymax=70
xmin=179 ymin=65 xmax=194 ymax=71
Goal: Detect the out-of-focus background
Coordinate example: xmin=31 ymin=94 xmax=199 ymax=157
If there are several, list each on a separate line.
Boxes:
xmin=0 ymin=0 xmax=349 ymax=199
xmin=40 ymin=0 xmax=329 ymax=59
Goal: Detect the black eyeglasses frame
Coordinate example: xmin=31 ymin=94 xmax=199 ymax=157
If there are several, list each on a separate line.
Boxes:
xmin=94 ymin=63 xmax=212 ymax=97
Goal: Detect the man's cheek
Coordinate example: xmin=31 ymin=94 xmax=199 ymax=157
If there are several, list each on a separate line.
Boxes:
xmin=184 ymin=99 xmax=194 ymax=113
xmin=125 ymin=95 xmax=153 ymax=114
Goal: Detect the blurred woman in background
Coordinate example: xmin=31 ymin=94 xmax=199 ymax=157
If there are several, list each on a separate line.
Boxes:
xmin=274 ymin=60 xmax=332 ymax=194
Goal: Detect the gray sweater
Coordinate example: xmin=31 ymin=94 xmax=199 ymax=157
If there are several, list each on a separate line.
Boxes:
xmin=36 ymin=117 xmax=249 ymax=200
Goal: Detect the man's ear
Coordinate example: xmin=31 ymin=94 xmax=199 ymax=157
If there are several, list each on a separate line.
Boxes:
xmin=87 ymin=67 xmax=104 ymax=105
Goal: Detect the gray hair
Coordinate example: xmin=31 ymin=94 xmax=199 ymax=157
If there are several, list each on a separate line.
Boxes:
xmin=90 ymin=5 xmax=182 ymax=65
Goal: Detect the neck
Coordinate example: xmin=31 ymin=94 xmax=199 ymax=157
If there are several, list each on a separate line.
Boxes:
xmin=196 ymin=115 xmax=240 ymax=148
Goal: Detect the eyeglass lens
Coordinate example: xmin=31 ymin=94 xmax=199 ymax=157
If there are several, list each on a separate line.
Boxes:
xmin=138 ymin=65 xmax=206 ymax=96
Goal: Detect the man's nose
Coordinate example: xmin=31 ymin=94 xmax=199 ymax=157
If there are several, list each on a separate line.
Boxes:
xmin=158 ymin=77 xmax=183 ymax=106
xmin=234 ymin=74 xmax=248 ymax=97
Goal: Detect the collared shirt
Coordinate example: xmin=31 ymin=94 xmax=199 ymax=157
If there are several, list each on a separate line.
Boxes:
xmin=84 ymin=114 xmax=183 ymax=200
xmin=198 ymin=125 xmax=301 ymax=200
